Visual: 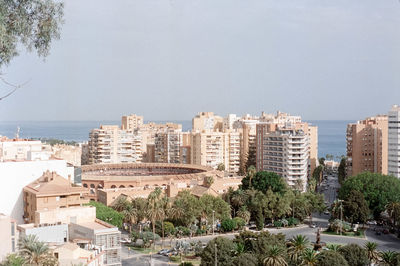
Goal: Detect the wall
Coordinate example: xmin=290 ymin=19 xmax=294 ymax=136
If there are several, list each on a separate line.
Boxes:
xmin=19 ymin=224 xmax=68 ymax=244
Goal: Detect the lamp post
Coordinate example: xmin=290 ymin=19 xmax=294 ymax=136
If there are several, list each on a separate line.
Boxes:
xmin=214 ymin=243 xmax=218 ymax=266
xmin=338 ymin=199 xmax=343 ymax=235
xmin=212 ymin=210 xmax=215 ymax=235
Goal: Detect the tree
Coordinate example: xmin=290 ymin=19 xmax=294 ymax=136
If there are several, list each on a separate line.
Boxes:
xmin=301 ymin=248 xmax=319 ymax=266
xmin=338 ymin=157 xmax=346 ymax=185
xmin=111 ymin=196 xmax=130 ymax=212
xmin=233 ymin=217 xmax=245 ymax=230
xmin=147 ymin=187 xmax=165 ymax=247
xmin=343 ymin=190 xmax=369 ymax=225
xmin=204 ymin=176 xmax=214 ymax=187
xmin=233 ymin=253 xmax=258 ymax=266
xmin=364 ymin=242 xmax=379 ymax=265
xmin=200 ymin=237 xmax=235 ymax=266
xmin=236 ymin=206 xmax=251 ymax=224
xmin=169 ymin=190 xmax=201 ymax=226
xmin=242 ymin=171 xmax=287 ymax=194
xmin=287 ymin=235 xmax=310 ymax=264
xmin=217 ymin=163 xmax=225 ymax=171
xmin=338 ymin=244 xmax=369 ymax=266
xmin=312 ymin=165 xmax=324 ymax=185
xmin=263 ymin=188 xmax=291 ymax=223
xmin=316 ymin=250 xmax=348 ymax=266
xmin=262 ymin=245 xmax=288 ymax=266
xmin=221 ymin=218 xmax=236 ymax=232
xmin=0 ymin=0 xmax=64 ymax=100
xmin=86 ymin=201 xmax=124 ymax=228
xmin=387 ymin=202 xmax=400 ymax=235
xmin=18 ymin=235 xmax=58 ymax=266
xmin=338 ymin=172 xmax=400 ymax=218
xmin=255 ymin=207 xmax=264 ymax=230
xmin=199 ymin=194 xmax=231 ymax=225
xmin=246 ymin=165 xmax=257 ymax=188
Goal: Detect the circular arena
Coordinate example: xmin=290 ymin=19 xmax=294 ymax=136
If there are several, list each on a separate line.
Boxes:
xmin=81 ymin=163 xmax=220 ymax=193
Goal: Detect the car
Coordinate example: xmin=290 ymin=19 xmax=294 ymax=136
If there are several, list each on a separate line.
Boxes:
xmin=310 ymin=223 xmax=317 ymax=228
xmin=120 ymin=238 xmax=131 ymax=244
xmin=324 ymin=211 xmax=330 ymax=215
xmin=367 ymin=220 xmax=377 ymax=225
xmin=158 ymin=249 xmax=169 ymax=255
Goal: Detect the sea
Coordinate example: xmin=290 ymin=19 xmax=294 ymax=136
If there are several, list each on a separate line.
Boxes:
xmin=0 ymin=120 xmax=352 ymax=160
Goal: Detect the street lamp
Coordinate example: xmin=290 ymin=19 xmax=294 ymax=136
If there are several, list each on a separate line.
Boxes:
xmin=212 ymin=210 xmax=215 ymax=235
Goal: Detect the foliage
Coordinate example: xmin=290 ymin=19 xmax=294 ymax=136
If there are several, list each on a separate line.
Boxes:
xmin=179 ymin=263 xmax=194 ymax=266
xmin=200 ymin=237 xmax=236 ymax=266
xmin=287 ymin=217 xmax=299 ymax=226
xmin=263 ymin=245 xmax=288 ymax=266
xmin=256 ymin=207 xmax=264 ymax=230
xmin=170 ymin=190 xmax=201 ymax=226
xmin=338 ymin=172 xmax=400 ymax=218
xmin=221 ymin=218 xmax=236 ymax=232
xmin=316 ymin=250 xmax=349 ymax=266
xmin=232 ymin=253 xmax=258 ymax=266
xmin=217 ymin=163 xmax=225 ymax=171
xmin=40 ymin=138 xmax=77 ymax=146
xmin=338 ymin=157 xmax=346 ymax=185
xmin=236 ymin=206 xmax=251 ymax=224
xmin=241 ymin=171 xmax=287 ymax=194
xmin=379 ymin=250 xmax=399 ymax=266
xmin=328 ymin=219 xmax=351 ymax=234
xmin=18 ymin=235 xmax=58 ymax=266
xmin=0 ymin=254 xmax=25 ymax=266
xmin=343 ymin=190 xmax=369 ymax=224
xmin=312 ymin=165 xmax=324 ymax=185
xmin=163 ymin=221 xmax=175 ymax=236
xmin=204 ymin=176 xmax=214 ymax=187
xmin=338 ymin=244 xmax=369 ymax=266
xmin=86 ymin=201 xmax=124 ymax=228
xmin=301 ymin=248 xmax=319 ymax=266
xmin=364 ymin=242 xmax=379 ymax=264
xmin=326 ymin=244 xmax=342 ymax=252
xmin=274 ymin=220 xmax=283 ymax=228
xmin=199 ymin=194 xmax=231 ymax=225
xmin=0 ymin=0 xmax=64 ymax=68
xmin=233 ymin=217 xmax=245 ymax=230
xmin=287 ymin=235 xmax=310 ymax=264
xmin=131 ymin=231 xmax=160 ymax=248
xmin=175 ymin=226 xmax=191 ymax=237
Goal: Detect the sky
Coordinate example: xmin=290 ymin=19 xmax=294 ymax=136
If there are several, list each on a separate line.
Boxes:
xmin=1 ymin=0 xmax=400 ymax=121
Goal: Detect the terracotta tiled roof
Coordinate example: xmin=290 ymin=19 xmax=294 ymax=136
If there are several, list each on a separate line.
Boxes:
xmin=24 ymin=171 xmax=87 ymax=196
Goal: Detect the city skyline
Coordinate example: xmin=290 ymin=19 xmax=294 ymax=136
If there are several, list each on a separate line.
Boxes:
xmin=1 ymin=0 xmax=400 ymax=121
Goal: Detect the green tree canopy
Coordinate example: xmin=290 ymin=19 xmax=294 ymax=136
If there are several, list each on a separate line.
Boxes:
xmin=86 ymin=201 xmax=124 ymax=228
xmin=200 ymin=237 xmax=236 ymax=266
xmin=316 ymin=250 xmax=349 ymax=266
xmin=338 ymin=244 xmax=369 ymax=266
xmin=232 ymin=253 xmax=258 ymax=266
xmin=241 ymin=171 xmax=287 ymax=194
xmin=338 ymin=172 xmax=400 ymax=218
xmin=343 ymin=190 xmax=369 ymax=224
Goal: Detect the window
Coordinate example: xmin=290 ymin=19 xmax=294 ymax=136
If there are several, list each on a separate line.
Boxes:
xmin=11 ymin=222 xmax=15 ymax=236
xmin=56 ymin=196 xmax=60 ymax=201
xmin=11 ymin=239 xmax=15 ymax=253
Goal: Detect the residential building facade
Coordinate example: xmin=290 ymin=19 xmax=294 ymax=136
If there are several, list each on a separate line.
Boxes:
xmin=388 ymin=105 xmax=400 ymax=178
xmin=346 ymin=115 xmax=388 ymax=177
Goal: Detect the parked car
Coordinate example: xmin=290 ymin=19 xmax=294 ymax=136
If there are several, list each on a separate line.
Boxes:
xmin=158 ymin=249 xmax=169 ymax=255
xmin=310 ymin=223 xmax=317 ymax=228
xmin=120 ymin=238 xmax=131 ymax=244
xmin=324 ymin=211 xmax=330 ymax=215
xmin=367 ymin=220 xmax=377 ymax=225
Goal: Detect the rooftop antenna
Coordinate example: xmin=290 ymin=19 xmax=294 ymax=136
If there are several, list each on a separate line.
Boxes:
xmin=15 ymin=126 xmax=20 ymax=139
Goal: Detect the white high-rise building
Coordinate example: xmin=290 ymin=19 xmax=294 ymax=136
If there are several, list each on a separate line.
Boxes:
xmin=388 ymin=105 xmax=400 ymax=178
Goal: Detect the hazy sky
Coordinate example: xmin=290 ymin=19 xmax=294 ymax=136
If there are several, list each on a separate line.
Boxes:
xmin=1 ymin=0 xmax=400 ymax=121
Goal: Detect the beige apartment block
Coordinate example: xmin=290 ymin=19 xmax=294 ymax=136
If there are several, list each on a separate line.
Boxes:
xmin=52 ymin=144 xmax=82 ymax=166
xmin=191 ymin=130 xmax=241 ymax=172
xmin=34 ymin=206 xmax=96 ymax=225
xmin=88 ymin=125 xmax=142 ymax=164
xmin=137 ymin=122 xmax=182 ymax=153
xmin=53 ymin=242 xmax=105 ymax=266
xmin=154 ymin=129 xmax=183 ymax=163
xmin=192 ymin=112 xmax=224 ymax=132
xmin=0 ymin=137 xmax=43 ymax=161
xmin=0 ymin=214 xmax=17 ymax=260
xmin=346 ymin=115 xmax=388 ymax=177
xmin=121 ymin=114 xmax=144 ymax=130
xmin=23 ymin=171 xmax=89 ymax=224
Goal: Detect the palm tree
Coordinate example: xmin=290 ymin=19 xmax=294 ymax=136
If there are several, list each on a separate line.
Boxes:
xmin=147 ymin=187 xmax=165 ymax=248
xmin=379 ymin=250 xmax=398 ymax=266
xmin=18 ymin=235 xmax=58 ymax=265
xmin=326 ymin=243 xmax=342 ymax=252
xmin=301 ymin=248 xmax=318 ymax=266
xmin=247 ymin=165 xmax=256 ymax=188
xmin=121 ymin=203 xmax=137 ymax=232
xmin=263 ymin=245 xmax=288 ymax=266
xmin=112 ymin=196 xmax=130 ymax=212
xmin=365 ymin=242 xmax=379 ymax=264
xmin=287 ymin=235 xmax=310 ymax=264
xmin=236 ymin=206 xmax=251 ymax=224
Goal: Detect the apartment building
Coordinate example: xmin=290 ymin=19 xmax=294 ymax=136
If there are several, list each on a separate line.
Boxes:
xmin=257 ymin=126 xmax=310 ymax=191
xmin=154 ymin=129 xmax=183 ymax=163
xmin=88 ymin=125 xmax=142 ymax=164
xmin=192 ymin=112 xmax=224 ymax=132
xmin=346 ymin=115 xmax=388 ymax=177
xmin=23 ymin=171 xmax=89 ymax=223
xmin=121 ymin=114 xmax=144 ymax=130
xmin=0 ymin=137 xmax=43 ymax=161
xmin=0 ymin=214 xmax=17 ymax=260
xmin=54 ymin=242 xmax=105 ymax=266
xmin=388 ymin=105 xmax=400 ymax=178
xmin=191 ymin=130 xmax=241 ymax=173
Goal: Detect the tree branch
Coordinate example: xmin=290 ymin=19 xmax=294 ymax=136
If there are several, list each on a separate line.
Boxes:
xmin=0 ymin=75 xmax=31 ymax=101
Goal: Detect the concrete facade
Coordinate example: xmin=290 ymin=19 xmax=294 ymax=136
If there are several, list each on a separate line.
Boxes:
xmin=0 ymin=214 xmax=17 ymax=261
xmin=388 ymin=105 xmax=400 ymax=178
xmin=18 ymin=223 xmax=68 ymax=244
xmin=346 ymin=115 xmax=388 ymax=177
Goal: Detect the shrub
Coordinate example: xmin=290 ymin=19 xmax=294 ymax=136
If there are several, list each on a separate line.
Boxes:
xmin=281 ymin=218 xmax=288 ymax=227
xmin=86 ymin=201 xmax=124 ymax=228
xmin=196 ymin=228 xmax=206 ymax=236
xmin=274 ymin=220 xmax=283 ymax=228
xmin=221 ymin=218 xmax=236 ymax=232
xmin=256 ymin=209 xmax=264 ymax=230
xmin=287 ymin=217 xmax=299 ymax=226
xmin=131 ymin=231 xmax=160 ymax=248
xmin=317 ymin=250 xmax=349 ymax=266
xmin=175 ymin=226 xmax=191 ymax=237
xmin=233 ymin=217 xmax=246 ymax=230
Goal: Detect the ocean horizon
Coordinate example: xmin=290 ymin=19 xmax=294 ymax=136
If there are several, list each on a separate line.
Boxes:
xmin=0 ymin=119 xmax=353 ymax=159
